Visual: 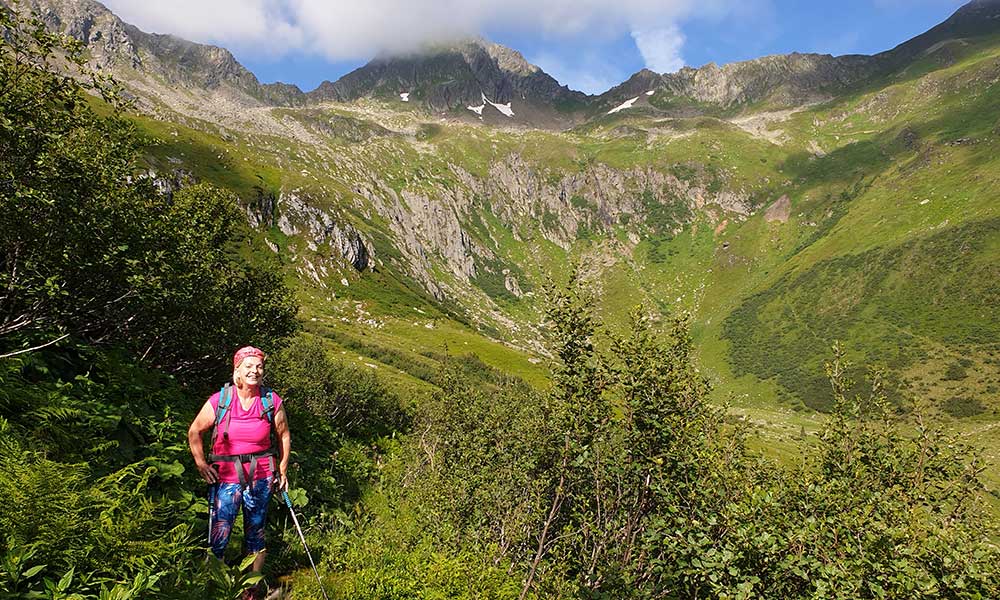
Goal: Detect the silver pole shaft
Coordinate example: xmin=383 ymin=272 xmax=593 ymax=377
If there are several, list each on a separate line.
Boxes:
xmin=283 ymin=492 xmax=330 ymax=600
xmin=207 ymin=485 xmax=216 ymax=549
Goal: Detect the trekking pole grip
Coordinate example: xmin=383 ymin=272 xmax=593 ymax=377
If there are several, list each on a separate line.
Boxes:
xmin=282 ymin=490 xmax=293 ymax=509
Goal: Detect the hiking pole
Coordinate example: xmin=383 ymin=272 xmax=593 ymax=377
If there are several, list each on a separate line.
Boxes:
xmin=281 ymin=490 xmax=330 ymax=600
xmin=207 ymin=484 xmax=217 ymax=551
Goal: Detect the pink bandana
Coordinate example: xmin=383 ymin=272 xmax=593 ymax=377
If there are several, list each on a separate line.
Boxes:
xmin=233 ymin=346 xmax=265 ymax=368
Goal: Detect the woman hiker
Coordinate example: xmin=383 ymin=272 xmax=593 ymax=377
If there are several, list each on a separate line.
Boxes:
xmin=188 ymin=346 xmax=291 ymax=598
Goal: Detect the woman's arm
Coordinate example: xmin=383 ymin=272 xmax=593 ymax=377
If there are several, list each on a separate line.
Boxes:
xmin=274 ymin=405 xmax=291 ymax=491
xmin=188 ymin=400 xmax=219 ymax=484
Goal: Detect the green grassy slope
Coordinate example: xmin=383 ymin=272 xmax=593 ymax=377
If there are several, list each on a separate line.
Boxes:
xmin=122 ymin=31 xmax=1000 ymax=487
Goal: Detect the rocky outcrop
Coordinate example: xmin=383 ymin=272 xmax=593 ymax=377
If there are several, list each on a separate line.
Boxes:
xmin=450 ymin=154 xmax=751 ymax=249
xmin=277 ymin=190 xmax=375 ymax=273
xmin=598 ymin=54 xmax=881 ymax=112
xmin=18 ymin=0 xmax=141 ymax=70
xmin=662 ymin=53 xmax=880 ymax=107
xmin=765 ymin=195 xmax=791 ymax=223
xmin=349 ymin=179 xmax=490 ymax=301
xmin=503 ymin=270 xmax=523 ymax=298
xmin=328 ymin=224 xmax=371 ymax=272
xmin=337 ymin=149 xmax=754 ymax=309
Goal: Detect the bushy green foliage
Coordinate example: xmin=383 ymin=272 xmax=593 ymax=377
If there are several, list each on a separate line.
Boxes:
xmin=328 ymin=279 xmax=1000 ymax=598
xmin=270 ymin=335 xmax=407 ymax=439
xmin=943 ymin=361 xmax=969 ymax=381
xmin=0 ymin=7 xmax=346 ymax=598
xmin=941 ymin=396 xmax=985 ymax=418
xmin=264 ymin=335 xmax=408 ymax=522
xmin=0 ymin=7 xmax=297 ymax=377
xmin=0 ymin=435 xmax=192 ymax=584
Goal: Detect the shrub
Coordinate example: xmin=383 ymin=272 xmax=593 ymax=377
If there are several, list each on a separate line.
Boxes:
xmin=941 ymin=396 xmax=986 ymax=418
xmin=942 ymin=361 xmax=969 ymax=381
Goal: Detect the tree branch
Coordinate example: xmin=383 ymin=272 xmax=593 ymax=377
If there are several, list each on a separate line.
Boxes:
xmin=0 ymin=332 xmax=69 ymax=359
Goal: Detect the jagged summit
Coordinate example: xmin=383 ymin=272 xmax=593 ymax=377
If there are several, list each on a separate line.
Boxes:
xmin=308 ymin=36 xmax=586 ymax=126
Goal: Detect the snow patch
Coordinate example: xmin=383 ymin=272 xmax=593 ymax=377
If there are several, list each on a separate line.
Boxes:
xmin=608 ymin=96 xmax=639 ymax=115
xmin=482 ymin=93 xmax=514 ymax=117
xmin=467 ymin=103 xmax=485 ymax=116
xmin=400 ymin=92 xmax=410 ymax=102
xmin=645 ymin=90 xmax=655 ymax=96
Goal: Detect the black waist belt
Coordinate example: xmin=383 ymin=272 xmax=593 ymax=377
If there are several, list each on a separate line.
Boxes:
xmin=209 ymin=449 xmax=277 ymax=488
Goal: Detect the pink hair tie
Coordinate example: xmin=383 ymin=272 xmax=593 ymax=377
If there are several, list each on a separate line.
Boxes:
xmin=233 ymin=346 xmax=266 ymax=368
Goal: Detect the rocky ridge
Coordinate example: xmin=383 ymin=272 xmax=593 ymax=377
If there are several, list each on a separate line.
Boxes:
xmin=15 ymin=0 xmax=1000 ymax=126
xmin=11 ymin=0 xmax=306 ymax=106
xmin=595 ymin=0 xmax=1000 ymax=112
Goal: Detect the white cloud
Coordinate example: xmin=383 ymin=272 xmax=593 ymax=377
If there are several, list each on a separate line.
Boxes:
xmin=102 ymin=0 xmax=752 ymax=71
xmin=103 ymin=0 xmax=302 ymax=56
xmin=631 ymin=25 xmax=686 ymax=73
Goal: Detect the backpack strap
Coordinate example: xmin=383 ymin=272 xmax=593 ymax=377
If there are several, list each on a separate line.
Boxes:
xmin=260 ymin=388 xmax=275 ymax=425
xmin=259 ymin=388 xmax=278 ymax=477
xmin=210 ymin=383 xmax=234 ymax=447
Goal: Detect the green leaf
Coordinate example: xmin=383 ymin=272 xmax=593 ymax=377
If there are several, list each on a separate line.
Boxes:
xmin=57 ymin=567 xmax=74 ymax=591
xmin=287 ymin=487 xmax=309 ymax=507
xmin=23 ymin=565 xmax=46 ymax=578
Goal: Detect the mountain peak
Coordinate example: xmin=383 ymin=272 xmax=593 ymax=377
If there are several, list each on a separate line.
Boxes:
xmin=309 ymin=37 xmax=585 ymax=126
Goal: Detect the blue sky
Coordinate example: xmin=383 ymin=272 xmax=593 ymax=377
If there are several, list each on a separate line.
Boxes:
xmin=106 ymin=0 xmax=968 ymax=95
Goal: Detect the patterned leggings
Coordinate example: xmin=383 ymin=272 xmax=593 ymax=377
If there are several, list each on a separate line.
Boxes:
xmin=209 ymin=479 xmax=273 ymax=558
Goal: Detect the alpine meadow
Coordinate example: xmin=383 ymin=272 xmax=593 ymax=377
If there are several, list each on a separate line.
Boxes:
xmin=2 ymin=0 xmax=1000 ymax=598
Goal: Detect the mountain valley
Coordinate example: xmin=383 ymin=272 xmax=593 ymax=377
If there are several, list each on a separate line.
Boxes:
xmin=11 ymin=0 xmax=1000 ymax=484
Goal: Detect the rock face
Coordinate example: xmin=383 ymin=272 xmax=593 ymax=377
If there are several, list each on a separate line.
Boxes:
xmin=16 ymin=0 xmax=141 ymax=69
xmin=277 ymin=190 xmax=374 ymax=273
xmin=329 ymin=224 xmax=371 ymax=272
xmin=127 ymin=29 xmax=305 ymax=105
xmin=346 ymin=151 xmax=753 ymax=306
xmin=661 ymin=53 xmax=881 ymax=107
xmin=597 ymin=54 xmax=881 ymax=111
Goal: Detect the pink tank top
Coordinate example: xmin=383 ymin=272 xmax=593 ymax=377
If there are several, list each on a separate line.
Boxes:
xmin=209 ymin=388 xmax=283 ymax=483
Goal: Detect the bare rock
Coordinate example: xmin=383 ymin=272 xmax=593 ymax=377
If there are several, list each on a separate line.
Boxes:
xmin=765 ymin=195 xmax=791 ymax=223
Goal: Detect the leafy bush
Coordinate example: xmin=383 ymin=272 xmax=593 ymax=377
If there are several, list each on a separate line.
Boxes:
xmin=943 ymin=361 xmax=969 ymax=381
xmin=0 ymin=7 xmax=297 ymax=378
xmin=329 ymin=280 xmax=1000 ymax=598
xmin=941 ymin=396 xmax=985 ymax=418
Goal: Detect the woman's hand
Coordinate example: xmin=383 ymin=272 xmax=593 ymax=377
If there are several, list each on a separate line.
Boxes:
xmin=196 ymin=461 xmax=218 ymax=484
